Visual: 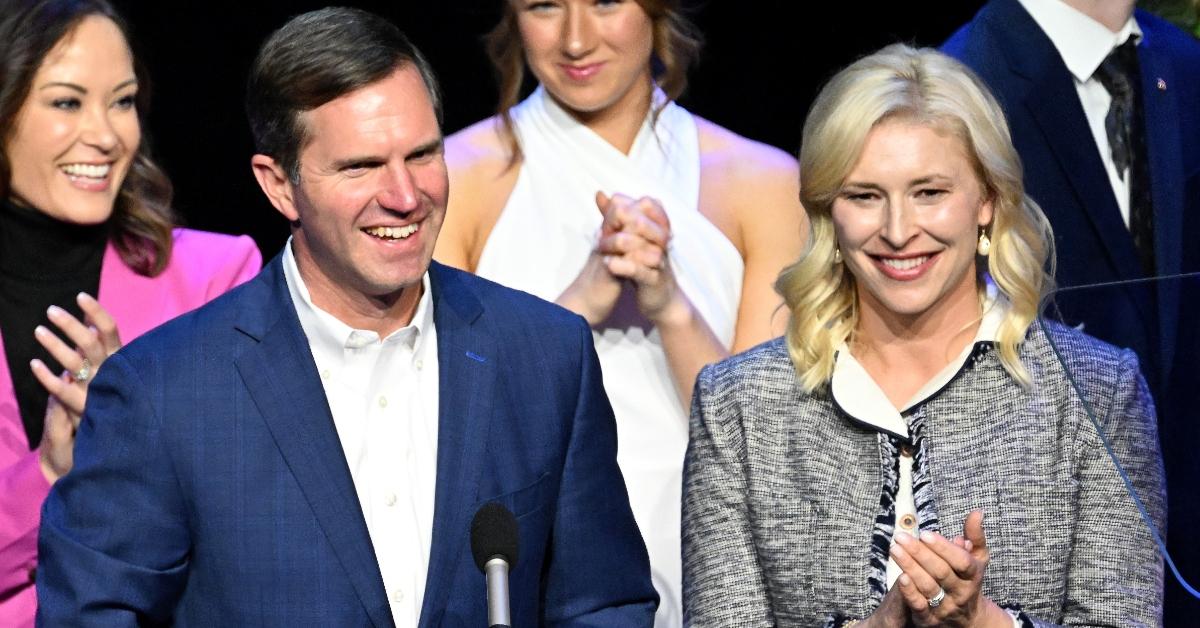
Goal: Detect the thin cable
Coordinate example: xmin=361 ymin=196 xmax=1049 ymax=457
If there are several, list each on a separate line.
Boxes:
xmin=1036 ymin=316 xmax=1199 ymax=599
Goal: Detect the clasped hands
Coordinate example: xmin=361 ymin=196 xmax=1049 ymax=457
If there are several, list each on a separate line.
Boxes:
xmin=863 ymin=511 xmax=1014 ymax=628
xmin=560 ymin=191 xmax=688 ymax=327
xmin=30 ymin=292 xmax=122 ymax=483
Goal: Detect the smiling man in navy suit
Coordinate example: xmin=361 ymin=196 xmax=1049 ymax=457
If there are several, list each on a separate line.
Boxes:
xmin=36 ymin=7 xmax=656 ymax=626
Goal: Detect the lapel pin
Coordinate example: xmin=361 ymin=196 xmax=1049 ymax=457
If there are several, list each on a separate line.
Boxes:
xmin=1157 ymin=78 xmax=1167 ymax=91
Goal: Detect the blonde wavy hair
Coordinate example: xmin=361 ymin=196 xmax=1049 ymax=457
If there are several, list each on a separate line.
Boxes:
xmin=777 ymin=44 xmax=1055 ymax=391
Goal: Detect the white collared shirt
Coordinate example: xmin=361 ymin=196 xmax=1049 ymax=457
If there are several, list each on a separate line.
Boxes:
xmin=831 ymin=297 xmax=1006 ymax=589
xmin=1019 ymin=0 xmax=1143 ymax=227
xmin=282 ymin=239 xmax=439 ymax=627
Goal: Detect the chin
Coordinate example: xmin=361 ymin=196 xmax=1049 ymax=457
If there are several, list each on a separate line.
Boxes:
xmin=547 ymin=86 xmax=614 ymax=114
xmin=48 ymin=201 xmax=117 ymax=225
xmin=366 ymin=273 xmax=425 ymax=296
xmin=866 ymin=292 xmax=939 ymax=320
xmin=889 ymin=305 xmax=937 ymax=319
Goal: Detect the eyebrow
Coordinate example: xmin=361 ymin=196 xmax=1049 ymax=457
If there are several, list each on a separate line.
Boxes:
xmin=842 ymin=181 xmax=883 ymax=191
xmin=409 ymin=137 xmax=444 ymax=158
xmin=842 ymin=174 xmax=954 ymax=190
xmin=329 ymin=137 xmax=444 ymax=171
xmin=38 ymin=78 xmax=138 ymax=95
xmin=909 ymin=174 xmax=954 ymax=186
xmin=329 ymin=153 xmax=380 ymax=170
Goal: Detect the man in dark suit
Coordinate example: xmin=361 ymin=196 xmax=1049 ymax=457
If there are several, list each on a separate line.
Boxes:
xmin=36 ymin=7 xmax=657 ymax=626
xmin=944 ymin=0 xmax=1200 ymax=621
xmin=945 ymin=0 xmax=1200 ymax=394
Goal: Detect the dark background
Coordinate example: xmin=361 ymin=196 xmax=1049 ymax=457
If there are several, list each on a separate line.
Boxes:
xmin=110 ymin=1 xmax=984 ymax=259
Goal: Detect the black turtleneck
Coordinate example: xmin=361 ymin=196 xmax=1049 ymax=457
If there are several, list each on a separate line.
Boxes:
xmin=0 ymin=197 xmax=106 ymax=449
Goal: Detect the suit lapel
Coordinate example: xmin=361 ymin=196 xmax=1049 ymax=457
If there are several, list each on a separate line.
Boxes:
xmin=418 ymin=262 xmax=496 ymax=628
xmin=1022 ymin=79 xmax=1147 ymax=283
xmin=96 ymin=242 xmax=147 ymax=335
xmin=233 ymin=258 xmax=394 ymax=628
xmin=986 ymin=0 xmax=1154 ymax=325
xmin=1135 ymin=15 xmax=1184 ymax=378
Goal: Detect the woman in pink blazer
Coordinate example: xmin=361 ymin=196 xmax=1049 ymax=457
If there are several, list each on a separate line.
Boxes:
xmin=0 ymin=1 xmax=260 ymax=624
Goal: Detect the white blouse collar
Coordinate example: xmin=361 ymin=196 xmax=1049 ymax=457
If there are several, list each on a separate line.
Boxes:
xmin=830 ymin=288 xmax=1007 ymax=439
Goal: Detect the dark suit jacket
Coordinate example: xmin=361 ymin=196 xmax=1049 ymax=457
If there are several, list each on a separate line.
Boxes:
xmin=36 ymin=257 xmax=657 ymax=627
xmin=944 ymin=4 xmax=1200 ymax=622
xmin=944 ymin=0 xmax=1200 ymax=397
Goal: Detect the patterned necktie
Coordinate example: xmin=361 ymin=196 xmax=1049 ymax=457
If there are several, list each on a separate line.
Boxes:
xmin=1093 ymin=38 xmax=1156 ymax=275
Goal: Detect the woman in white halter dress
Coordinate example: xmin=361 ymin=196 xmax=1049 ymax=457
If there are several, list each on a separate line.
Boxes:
xmin=437 ymin=2 xmax=806 ymax=625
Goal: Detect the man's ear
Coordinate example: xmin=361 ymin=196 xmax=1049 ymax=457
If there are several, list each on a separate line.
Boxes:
xmin=251 ymin=154 xmax=300 ymax=222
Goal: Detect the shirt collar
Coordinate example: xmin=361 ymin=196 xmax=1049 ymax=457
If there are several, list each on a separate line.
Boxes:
xmin=830 ymin=288 xmax=1007 ymax=440
xmin=1018 ymin=0 xmax=1142 ymax=83
xmin=282 ymin=237 xmax=433 ymax=355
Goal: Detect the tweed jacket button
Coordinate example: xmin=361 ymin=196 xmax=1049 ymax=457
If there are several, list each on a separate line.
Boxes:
xmin=899 ymin=514 xmax=917 ymax=529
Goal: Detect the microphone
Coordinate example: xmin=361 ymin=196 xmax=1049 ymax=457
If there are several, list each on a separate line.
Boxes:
xmin=470 ymin=502 xmax=520 ymax=628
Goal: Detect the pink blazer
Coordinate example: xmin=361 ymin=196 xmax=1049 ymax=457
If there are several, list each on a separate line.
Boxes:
xmin=0 ymin=229 xmax=260 ymax=626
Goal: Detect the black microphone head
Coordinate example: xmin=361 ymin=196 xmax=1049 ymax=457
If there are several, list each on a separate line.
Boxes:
xmin=470 ymin=502 xmax=519 ymax=572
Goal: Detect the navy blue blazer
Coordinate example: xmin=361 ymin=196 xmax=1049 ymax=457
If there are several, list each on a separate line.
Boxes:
xmin=944 ymin=0 xmax=1200 ymax=395
xmin=945 ymin=5 xmax=1200 ymax=621
xmin=36 ymin=257 xmax=657 ymax=626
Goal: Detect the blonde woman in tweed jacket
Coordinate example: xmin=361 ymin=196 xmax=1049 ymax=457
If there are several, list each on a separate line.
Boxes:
xmin=683 ymin=45 xmax=1166 ymax=628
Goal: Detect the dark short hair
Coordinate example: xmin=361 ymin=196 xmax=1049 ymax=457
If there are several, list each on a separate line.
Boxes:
xmin=0 ymin=0 xmax=177 ymax=276
xmin=246 ymin=7 xmax=443 ymax=181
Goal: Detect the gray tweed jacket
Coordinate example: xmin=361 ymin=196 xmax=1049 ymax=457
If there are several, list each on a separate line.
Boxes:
xmin=683 ymin=322 xmax=1165 ymax=627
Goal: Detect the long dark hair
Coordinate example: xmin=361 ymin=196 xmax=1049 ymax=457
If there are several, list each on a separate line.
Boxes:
xmin=485 ymin=0 xmax=702 ymax=165
xmin=0 ymin=0 xmax=176 ymax=276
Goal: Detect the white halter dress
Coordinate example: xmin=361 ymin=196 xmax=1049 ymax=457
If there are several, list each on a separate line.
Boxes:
xmin=475 ymin=87 xmax=743 ymax=627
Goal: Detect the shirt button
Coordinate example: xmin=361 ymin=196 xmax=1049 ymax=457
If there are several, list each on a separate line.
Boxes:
xmin=415 ymin=358 xmax=423 ymax=370
xmin=899 ymin=514 xmax=917 ymax=530
xmin=391 ymin=587 xmax=404 ymax=603
xmin=899 ymin=443 xmax=916 ymax=457
xmin=321 ymin=369 xmax=331 ymax=380
xmin=378 ymin=396 xmax=388 ymax=408
xmin=385 ymin=493 xmax=397 ymax=507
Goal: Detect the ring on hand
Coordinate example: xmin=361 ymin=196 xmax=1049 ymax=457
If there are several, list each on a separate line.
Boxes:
xmin=73 ymin=358 xmax=92 ymax=384
xmin=927 ymin=587 xmax=946 ymax=608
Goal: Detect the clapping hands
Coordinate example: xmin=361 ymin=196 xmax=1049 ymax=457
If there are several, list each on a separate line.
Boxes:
xmin=557 ymin=191 xmax=685 ymax=326
xmin=860 ymin=511 xmax=1012 ymax=628
xmin=31 ymin=292 xmax=122 ymax=483
xmin=594 ymin=191 xmax=686 ymax=323
xmin=887 ymin=511 xmax=1012 ymax=628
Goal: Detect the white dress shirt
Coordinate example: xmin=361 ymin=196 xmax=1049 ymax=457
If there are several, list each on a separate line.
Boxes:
xmin=283 ymin=240 xmax=439 ymax=627
xmin=1019 ymin=0 xmax=1143 ymax=227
